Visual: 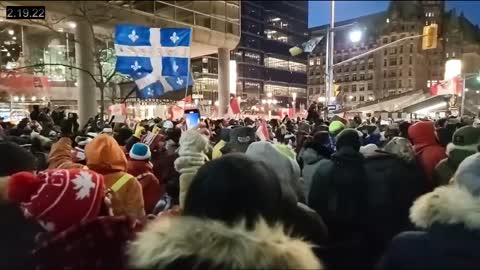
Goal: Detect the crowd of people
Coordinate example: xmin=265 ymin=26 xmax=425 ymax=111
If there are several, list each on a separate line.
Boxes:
xmin=1 ymin=104 xmax=480 ymax=269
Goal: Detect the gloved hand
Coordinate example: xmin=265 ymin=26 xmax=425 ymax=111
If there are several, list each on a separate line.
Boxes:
xmin=152 ymin=125 xmax=161 ymax=135
xmin=133 ymin=125 xmax=145 ymax=139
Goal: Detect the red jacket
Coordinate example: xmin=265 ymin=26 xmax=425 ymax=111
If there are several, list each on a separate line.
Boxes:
xmin=127 ymin=159 xmax=165 ymax=214
xmin=32 ymin=216 xmax=143 ymax=270
xmin=408 ymin=121 xmax=446 ymax=189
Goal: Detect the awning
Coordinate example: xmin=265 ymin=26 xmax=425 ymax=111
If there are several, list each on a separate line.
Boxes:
xmin=402 ymin=95 xmax=449 ymax=113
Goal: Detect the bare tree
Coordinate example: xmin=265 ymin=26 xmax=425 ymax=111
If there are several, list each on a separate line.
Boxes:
xmin=0 ymin=1 xmax=130 ymax=121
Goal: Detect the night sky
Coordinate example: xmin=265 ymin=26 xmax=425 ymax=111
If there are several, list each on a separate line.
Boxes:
xmin=309 ymin=1 xmax=480 ymax=28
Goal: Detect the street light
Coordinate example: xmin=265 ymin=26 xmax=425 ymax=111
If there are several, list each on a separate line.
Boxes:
xmin=349 ymin=30 xmax=362 ymax=43
xmin=7 ymin=30 xmax=14 ymax=35
xmin=67 ymin=22 xmax=77 ymax=29
xmin=267 ymin=92 xmax=273 ymax=98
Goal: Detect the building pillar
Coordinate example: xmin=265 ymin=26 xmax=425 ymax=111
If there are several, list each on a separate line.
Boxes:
xmin=217 ymin=48 xmax=230 ymax=117
xmin=75 ymin=19 xmax=97 ymax=126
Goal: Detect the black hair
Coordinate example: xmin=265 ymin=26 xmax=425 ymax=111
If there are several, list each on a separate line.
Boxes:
xmin=183 ymin=154 xmax=284 ymax=228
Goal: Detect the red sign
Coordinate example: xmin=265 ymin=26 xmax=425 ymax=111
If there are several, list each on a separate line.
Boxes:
xmin=0 ymin=71 xmax=50 ymax=95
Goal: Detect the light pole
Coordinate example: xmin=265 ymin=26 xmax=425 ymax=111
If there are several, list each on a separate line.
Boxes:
xmin=325 ymin=0 xmax=335 ymax=108
xmin=292 ymin=92 xmax=297 ymax=115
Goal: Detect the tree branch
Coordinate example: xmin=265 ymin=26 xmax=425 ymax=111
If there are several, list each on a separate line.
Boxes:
xmin=12 ymin=63 xmax=98 ymax=84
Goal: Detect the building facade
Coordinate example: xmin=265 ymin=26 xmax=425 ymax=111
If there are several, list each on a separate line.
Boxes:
xmin=0 ymin=0 xmax=241 ymax=122
xmin=191 ymin=0 xmax=309 ymax=112
xmin=308 ymin=0 xmax=480 ymax=110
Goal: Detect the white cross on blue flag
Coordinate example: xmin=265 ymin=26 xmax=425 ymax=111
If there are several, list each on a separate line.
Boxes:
xmin=114 ymin=24 xmax=194 ymax=99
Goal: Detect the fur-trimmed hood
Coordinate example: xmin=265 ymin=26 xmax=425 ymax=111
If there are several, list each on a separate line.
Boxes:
xmin=128 ymin=216 xmax=323 ymax=270
xmin=410 ymin=185 xmax=480 ymax=230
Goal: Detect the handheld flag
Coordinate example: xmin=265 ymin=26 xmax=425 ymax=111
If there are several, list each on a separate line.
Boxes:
xmin=289 ymin=36 xmax=324 ymax=56
xmin=114 ymin=25 xmax=194 ymax=99
xmin=256 ymin=119 xmax=270 ymax=141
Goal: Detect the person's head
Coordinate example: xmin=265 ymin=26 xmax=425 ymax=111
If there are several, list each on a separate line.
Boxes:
xmin=336 ymin=128 xmax=361 ymax=152
xmin=165 ymin=127 xmax=182 ymax=144
xmin=383 ymin=137 xmax=416 ymax=163
xmin=328 ymin=120 xmax=345 ymax=137
xmin=224 ymin=127 xmax=255 ymax=153
xmin=7 ymin=169 xmax=105 ymax=232
xmin=114 ymin=128 xmax=133 ymax=147
xmin=408 ymin=121 xmax=439 ymax=147
xmin=183 ymin=154 xmax=284 ymax=228
xmin=245 ymin=142 xmax=301 ymax=204
xmin=0 ymin=141 xmax=37 ymax=177
xmin=85 ymin=134 xmax=128 ymax=174
xmin=129 ymin=143 xmax=152 ymax=161
xmin=128 ymin=216 xmax=322 ymax=270
xmin=452 ymin=153 xmax=480 ymax=196
xmin=33 ymin=105 xmax=40 ymax=112
xmin=445 ymin=126 xmax=480 ymax=166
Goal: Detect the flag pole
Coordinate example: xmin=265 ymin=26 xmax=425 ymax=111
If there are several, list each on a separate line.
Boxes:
xmin=183 ymin=27 xmax=193 ymax=111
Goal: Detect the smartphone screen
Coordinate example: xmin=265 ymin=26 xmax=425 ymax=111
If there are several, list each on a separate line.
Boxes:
xmin=185 ymin=109 xmax=200 ymax=130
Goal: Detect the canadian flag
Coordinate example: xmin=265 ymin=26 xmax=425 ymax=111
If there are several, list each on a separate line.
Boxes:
xmin=256 ymin=119 xmax=270 ymax=141
xmin=430 ymin=76 xmax=463 ymax=96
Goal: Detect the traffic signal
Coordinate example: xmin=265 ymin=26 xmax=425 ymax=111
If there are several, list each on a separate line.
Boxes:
xmin=334 ymin=84 xmax=341 ymax=97
xmin=422 ymin=24 xmax=438 ymax=50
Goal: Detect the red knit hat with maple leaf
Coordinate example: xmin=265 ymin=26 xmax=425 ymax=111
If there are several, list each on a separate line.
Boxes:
xmin=7 ymin=169 xmax=105 ymax=232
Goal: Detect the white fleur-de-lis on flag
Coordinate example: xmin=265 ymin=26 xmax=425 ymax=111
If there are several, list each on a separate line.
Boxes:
xmin=172 ymin=61 xmax=179 ymax=72
xmin=170 ymin=32 xmax=179 ymax=43
xmin=146 ymin=87 xmax=154 ymax=96
xmin=176 ymin=77 xmax=184 ymax=85
xmin=131 ymin=61 xmax=142 ymax=71
xmin=128 ymin=30 xmax=139 ymax=42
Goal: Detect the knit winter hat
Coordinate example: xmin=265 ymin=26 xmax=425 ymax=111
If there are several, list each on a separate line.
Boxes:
xmin=448 ymin=126 xmax=480 ymax=154
xmin=162 ymin=120 xmax=174 ymax=129
xmin=383 ymin=137 xmax=416 ymax=163
xmin=453 ymin=153 xmax=480 ymax=197
xmin=129 ymin=143 xmax=151 ymax=161
xmin=360 ymin=144 xmax=379 ymax=156
xmin=336 ymin=128 xmax=361 ymax=152
xmin=329 ymin=121 xmax=345 ymax=137
xmin=246 ymin=141 xmax=301 ymax=204
xmin=7 ymin=169 xmax=105 ymax=232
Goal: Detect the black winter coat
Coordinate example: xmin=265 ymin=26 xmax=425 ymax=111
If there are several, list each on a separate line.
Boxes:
xmin=363 ymin=151 xmax=426 ymax=260
xmin=308 ymin=147 xmax=371 ymax=269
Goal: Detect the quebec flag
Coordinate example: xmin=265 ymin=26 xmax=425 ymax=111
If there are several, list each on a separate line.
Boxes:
xmin=114 ymin=24 xmax=194 ymax=99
